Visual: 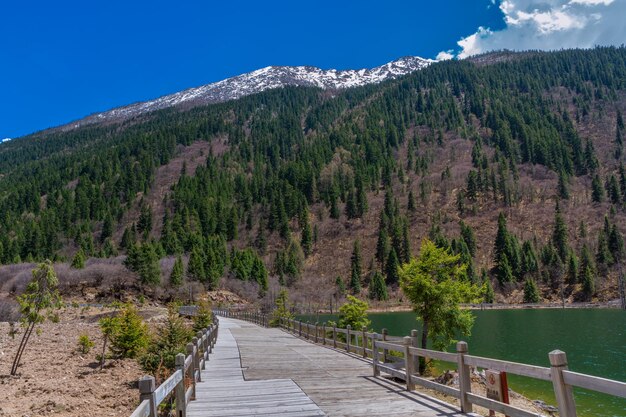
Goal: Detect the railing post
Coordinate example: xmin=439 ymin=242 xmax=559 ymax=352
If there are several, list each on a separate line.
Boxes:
xmin=196 ymin=331 xmax=206 ymax=370
xmin=193 ymin=336 xmax=202 ymax=382
xmin=315 ymin=322 xmax=319 ymax=343
xmin=333 ymin=324 xmax=337 ymax=348
xmin=186 ymin=343 xmax=196 ymax=400
xmin=175 ymin=354 xmax=187 ymax=417
xmin=299 ymin=320 xmax=302 ymax=337
xmin=138 ymin=375 xmax=157 ymax=417
xmin=362 ymin=326 xmax=367 ymax=358
xmin=549 ymin=350 xmax=577 ymax=417
xmin=456 ymin=341 xmax=473 ymax=413
xmin=382 ymin=328 xmax=388 ymax=362
xmin=322 ymin=322 xmax=326 ymax=345
xmin=346 ymin=325 xmax=351 ymax=352
xmin=372 ymin=334 xmax=380 ymax=376
xmin=410 ymin=329 xmax=419 ymax=374
xmin=403 ymin=337 xmax=415 ymax=391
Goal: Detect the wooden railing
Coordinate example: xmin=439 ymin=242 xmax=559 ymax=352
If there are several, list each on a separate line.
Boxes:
xmin=129 ymin=318 xmax=219 ymax=417
xmin=213 ymin=308 xmax=269 ymax=327
xmin=224 ymin=311 xmax=626 ymax=417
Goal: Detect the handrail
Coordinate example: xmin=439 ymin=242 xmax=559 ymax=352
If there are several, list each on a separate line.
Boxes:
xmin=223 ymin=309 xmax=626 ymax=417
xmin=128 ymin=314 xmax=219 ymax=417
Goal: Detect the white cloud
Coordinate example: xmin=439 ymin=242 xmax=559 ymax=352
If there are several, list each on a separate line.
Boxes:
xmin=454 ymin=0 xmax=626 ymax=58
xmin=436 ymin=50 xmax=455 ymax=60
xmin=569 ymin=0 xmax=614 ymax=5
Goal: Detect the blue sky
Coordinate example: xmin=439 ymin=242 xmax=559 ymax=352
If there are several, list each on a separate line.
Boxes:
xmin=1 ymin=0 xmax=624 ymax=139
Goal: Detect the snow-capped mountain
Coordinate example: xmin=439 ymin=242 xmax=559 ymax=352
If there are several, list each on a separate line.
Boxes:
xmin=65 ymin=56 xmax=433 ymax=130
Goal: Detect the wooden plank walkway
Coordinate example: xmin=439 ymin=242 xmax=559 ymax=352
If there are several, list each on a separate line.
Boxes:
xmin=189 ymin=317 xmax=468 ymax=417
xmin=186 ymin=318 xmax=325 ymax=417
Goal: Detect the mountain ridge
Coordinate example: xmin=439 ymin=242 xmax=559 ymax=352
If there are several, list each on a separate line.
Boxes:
xmin=58 ymin=56 xmax=434 ymax=132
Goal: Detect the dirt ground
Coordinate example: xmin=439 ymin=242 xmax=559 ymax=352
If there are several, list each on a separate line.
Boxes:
xmin=0 ymin=307 xmax=151 ymax=417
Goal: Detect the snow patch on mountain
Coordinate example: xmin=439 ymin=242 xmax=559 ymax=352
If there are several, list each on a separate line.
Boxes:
xmin=66 ymin=56 xmax=434 ymax=130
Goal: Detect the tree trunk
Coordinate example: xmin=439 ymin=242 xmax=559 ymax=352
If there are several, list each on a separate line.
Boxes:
xmin=11 ymin=322 xmax=35 ymax=375
xmin=419 ymin=319 xmax=429 ymax=375
xmin=100 ymin=336 xmax=108 ymax=371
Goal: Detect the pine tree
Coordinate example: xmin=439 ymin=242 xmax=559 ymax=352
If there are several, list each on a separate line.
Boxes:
xmin=578 ymin=244 xmax=594 ymax=282
xmin=170 ymin=256 xmax=184 ymax=287
xmin=101 ymin=214 xmax=113 ymax=243
xmin=608 ymin=175 xmax=621 ymax=204
xmin=335 ymin=276 xmax=346 ymax=296
xmin=138 ymin=204 xmax=153 ymax=237
xmin=493 ymin=212 xmax=509 ymax=263
xmin=581 ymin=266 xmax=595 ymax=300
xmin=484 ymin=276 xmax=495 ymax=303
xmin=591 ymin=174 xmax=604 ymax=203
xmin=301 ymin=217 xmax=313 ymax=257
xmin=608 ymin=224 xmax=625 ymax=262
xmin=407 ymin=190 xmax=416 ymax=213
xmin=349 ymin=240 xmax=362 ymax=294
xmin=566 ymin=253 xmax=578 ymax=284
xmin=368 ymin=271 xmax=388 ymax=301
xmin=385 ymin=248 xmax=400 ymax=286
xmin=138 ymin=244 xmax=161 ymax=286
xmin=188 ymin=246 xmax=206 ymax=282
xmin=497 ymin=253 xmax=514 ymax=284
xmin=552 ymin=202 xmax=569 ymax=261
xmin=460 ymin=221 xmax=477 ymax=257
xmin=71 ymin=249 xmax=86 ymax=269
xmin=523 ymin=279 xmax=540 ymax=303
xmin=376 ymin=228 xmax=389 ymax=267
xmin=330 ymin=195 xmax=340 ymax=219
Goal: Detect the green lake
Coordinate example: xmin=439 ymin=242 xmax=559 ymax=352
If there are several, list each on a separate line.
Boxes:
xmin=301 ymin=309 xmax=626 ymax=417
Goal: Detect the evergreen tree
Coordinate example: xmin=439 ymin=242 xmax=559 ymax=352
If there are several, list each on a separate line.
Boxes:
xmin=591 ymin=174 xmax=604 ymax=203
xmin=385 ymin=248 xmax=400 ymax=286
xmin=581 ymin=266 xmax=595 ymax=300
xmin=459 ymin=221 xmax=477 ymax=257
xmin=567 ymin=253 xmax=578 ymax=284
xmin=349 ymin=240 xmax=362 ymax=294
xmin=137 ymin=204 xmax=153 ymax=237
xmin=368 ymin=271 xmax=388 ymax=301
xmin=552 ymin=202 xmax=569 ymax=261
xmin=335 ymin=275 xmax=346 ymax=296
xmin=301 ymin=217 xmax=313 ymax=257
xmin=407 ymin=190 xmax=416 ymax=213
xmin=187 ymin=246 xmax=206 ymax=282
xmin=101 ymin=214 xmax=113 ymax=243
xmin=71 ymin=249 xmax=86 ymax=269
xmin=375 ymin=227 xmax=389 ymax=267
xmin=608 ymin=224 xmax=625 ymax=262
xmin=170 ymin=256 xmax=184 ymax=287
xmin=499 ymin=253 xmax=514 ymax=284
xmin=484 ymin=277 xmax=495 ymax=303
xmin=523 ymin=279 xmax=540 ymax=303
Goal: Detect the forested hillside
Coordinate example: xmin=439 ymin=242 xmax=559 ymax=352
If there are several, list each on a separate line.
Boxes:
xmin=1 ymin=47 xmax=626 ymax=309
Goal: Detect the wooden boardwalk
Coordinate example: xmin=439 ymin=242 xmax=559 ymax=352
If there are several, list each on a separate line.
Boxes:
xmin=188 ymin=317 xmax=467 ymax=417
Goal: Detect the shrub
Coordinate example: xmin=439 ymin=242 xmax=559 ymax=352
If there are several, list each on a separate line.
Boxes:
xmin=78 ymin=334 xmax=95 ymax=354
xmin=193 ymin=300 xmax=213 ymax=332
xmin=140 ymin=307 xmax=193 ymax=379
xmin=337 ymin=295 xmax=370 ymax=330
xmin=105 ymin=303 xmax=149 ymax=359
xmin=270 ymin=289 xmax=293 ymax=327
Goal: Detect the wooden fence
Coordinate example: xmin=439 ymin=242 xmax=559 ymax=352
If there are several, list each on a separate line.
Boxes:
xmin=224 ymin=310 xmax=626 ymax=417
xmin=213 ymin=308 xmax=269 ymax=327
xmin=128 ymin=318 xmax=219 ymax=417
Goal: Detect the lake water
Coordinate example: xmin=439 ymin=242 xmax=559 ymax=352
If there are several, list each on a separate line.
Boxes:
xmin=301 ymin=309 xmax=626 ymax=417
